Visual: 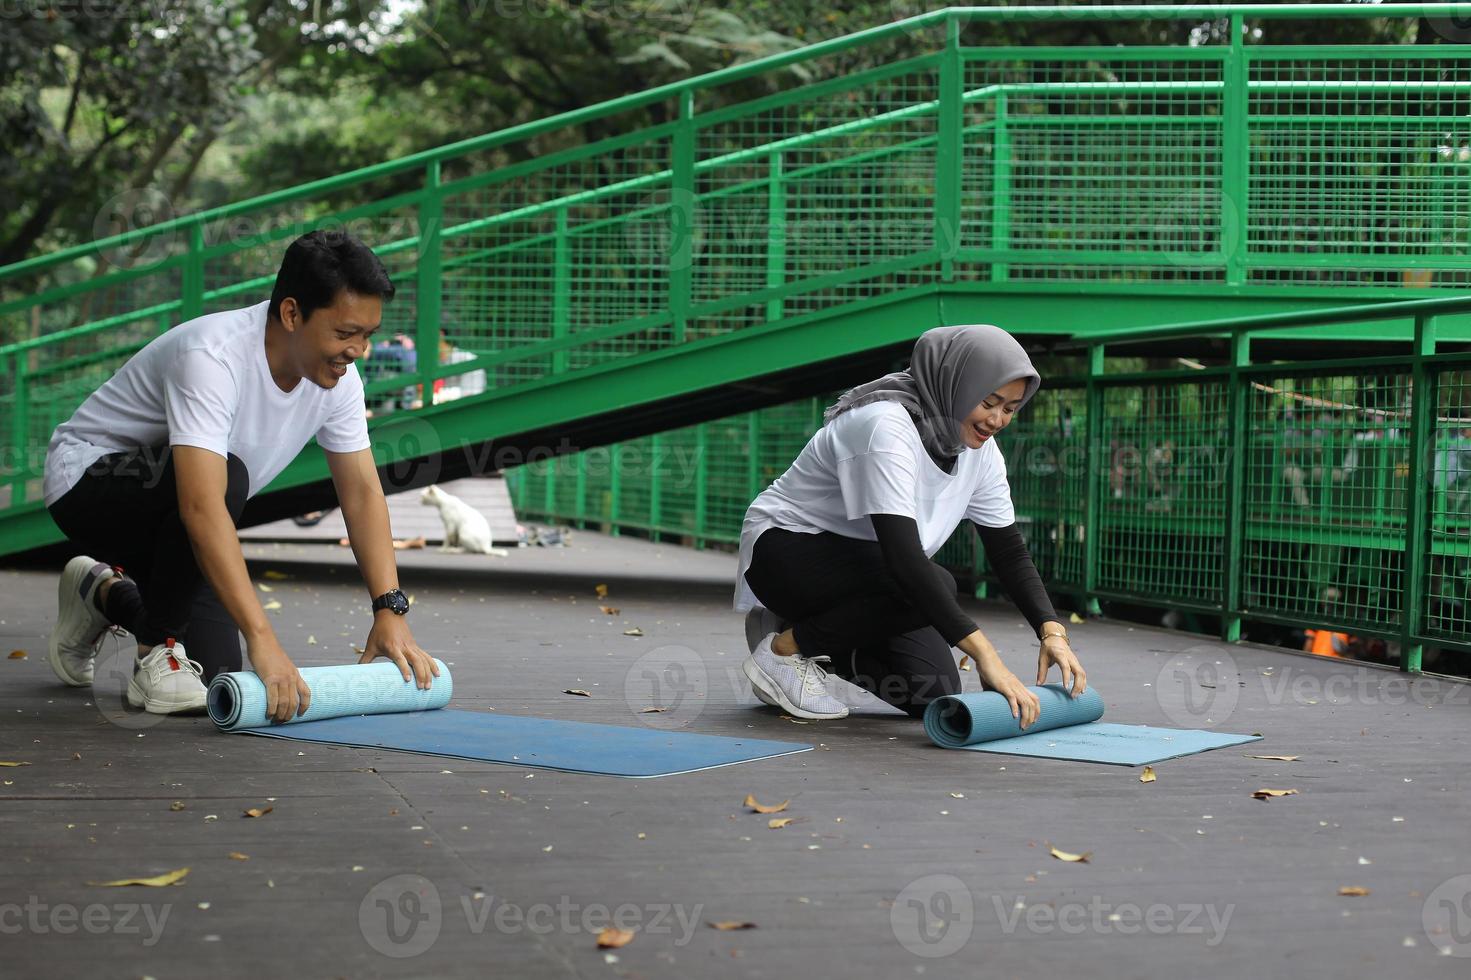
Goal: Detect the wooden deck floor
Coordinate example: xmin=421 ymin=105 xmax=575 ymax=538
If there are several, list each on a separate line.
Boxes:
xmin=2 ymin=533 xmax=1469 ymax=979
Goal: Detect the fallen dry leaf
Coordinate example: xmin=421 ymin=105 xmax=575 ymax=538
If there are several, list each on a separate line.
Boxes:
xmin=595 ymin=584 xmax=609 ymax=598
xmin=263 ymin=571 xmax=290 ymax=581
xmin=1139 ymin=766 xmax=1157 ymax=783
xmin=8 ymin=650 xmax=27 ymax=660
xmin=243 ymin=806 xmax=274 ymax=818
xmin=778 ymin=715 xmax=810 ymax=725
xmin=563 ymin=689 xmax=592 ymax=698
xmin=392 ymin=536 xmax=427 ymax=551
xmin=640 ymin=706 xmax=667 ymax=714
xmin=227 ymin=852 xmax=250 ymax=861
xmin=743 ymin=794 xmax=789 ymax=815
xmin=0 ymin=762 xmax=31 ymax=767
xmin=169 ymin=801 xmax=186 ymax=812
xmin=1252 ymin=788 xmax=1299 ymax=800
xmin=596 ymin=926 xmax=634 ymax=949
xmin=1069 ymin=612 xmax=1085 ymax=624
xmin=88 ymin=867 xmax=190 ymax=887
xmin=1049 ymin=846 xmax=1092 ymax=863
xmin=257 ymin=583 xmax=274 ymax=593
xmin=959 ymin=654 xmax=973 ymax=672
xmin=709 ymin=921 xmax=757 ymax=931
xmin=767 ymin=817 xmax=794 ymax=829
xmin=599 ymin=605 xmax=620 ymax=616
xmin=1247 ymin=755 xmax=1300 ymax=762
xmin=1338 ymin=886 xmax=1371 ymax=897
xmin=623 ymin=628 xmax=644 ymax=637
xmin=262 ymin=600 xmax=282 ymax=611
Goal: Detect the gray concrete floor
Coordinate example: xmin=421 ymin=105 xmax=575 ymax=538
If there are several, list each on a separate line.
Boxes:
xmin=2 ymin=531 xmax=1470 ymax=979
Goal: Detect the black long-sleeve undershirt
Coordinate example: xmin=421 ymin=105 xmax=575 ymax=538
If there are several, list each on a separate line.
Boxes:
xmin=869 ymin=514 xmax=1059 ymax=647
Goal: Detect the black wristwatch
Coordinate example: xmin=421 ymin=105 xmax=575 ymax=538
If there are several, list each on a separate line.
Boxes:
xmin=371 ymin=588 xmax=410 ymax=616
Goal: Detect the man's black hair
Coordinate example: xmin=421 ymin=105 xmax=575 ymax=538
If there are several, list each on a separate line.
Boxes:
xmin=269 ymin=230 xmax=395 ymax=322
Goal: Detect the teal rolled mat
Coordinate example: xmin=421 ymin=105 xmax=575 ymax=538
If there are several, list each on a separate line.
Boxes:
xmin=208 ymin=660 xmax=452 ymax=731
xmin=923 ymin=684 xmax=1104 ymax=748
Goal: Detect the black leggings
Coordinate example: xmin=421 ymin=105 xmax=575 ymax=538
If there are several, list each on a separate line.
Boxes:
xmin=47 ymin=445 xmax=249 ymax=682
xmin=743 ymin=528 xmax=964 ymax=719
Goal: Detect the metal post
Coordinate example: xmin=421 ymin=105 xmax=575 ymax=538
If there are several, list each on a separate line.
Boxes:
xmin=764 ymin=151 xmax=786 ymax=324
xmin=1220 ymin=331 xmax=1251 ymax=642
xmin=694 ymin=423 xmax=708 ymax=549
xmin=1401 ymin=314 xmax=1437 ymax=673
xmin=181 ymin=220 xmax=204 ymax=323
xmin=1082 ymin=344 xmax=1104 ymax=613
xmin=416 ymin=160 xmax=444 ymax=406
xmin=553 ymin=205 xmax=570 ymax=375
xmin=609 ymin=443 xmax=622 ymax=538
xmin=936 ymin=13 xmax=963 ymax=281
xmin=991 ymin=90 xmax=1011 ymax=283
xmin=670 ymin=89 xmax=696 ymax=345
xmin=1222 ymin=12 xmax=1250 ymax=287
xmin=650 ymin=433 xmax=663 ymax=542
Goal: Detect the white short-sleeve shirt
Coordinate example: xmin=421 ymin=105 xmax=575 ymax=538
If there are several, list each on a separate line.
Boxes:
xmin=44 ymin=300 xmax=371 ymax=505
xmin=734 ymin=400 xmax=1015 ymax=611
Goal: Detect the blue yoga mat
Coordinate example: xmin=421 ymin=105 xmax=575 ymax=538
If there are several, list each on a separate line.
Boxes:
xmin=208 ymin=662 xmax=811 ymax=777
xmin=923 ymin=685 xmax=1260 ymax=766
xmin=207 ymin=660 xmax=454 ymax=730
xmin=234 ymin=709 xmax=814 ymax=778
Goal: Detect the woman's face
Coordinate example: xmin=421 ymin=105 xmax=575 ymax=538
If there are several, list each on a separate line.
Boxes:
xmin=959 ymin=378 xmax=1029 ymax=449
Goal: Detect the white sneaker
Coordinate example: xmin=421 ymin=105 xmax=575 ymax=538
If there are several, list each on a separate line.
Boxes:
xmin=743 ymin=608 xmax=786 ymax=707
xmin=127 ymin=640 xmax=208 ymax=714
xmin=47 ymin=556 xmax=120 ymax=687
xmin=741 ymin=633 xmax=849 ymax=720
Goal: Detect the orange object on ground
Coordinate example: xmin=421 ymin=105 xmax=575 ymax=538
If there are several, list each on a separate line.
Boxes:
xmin=1304 ymin=629 xmax=1349 ymax=658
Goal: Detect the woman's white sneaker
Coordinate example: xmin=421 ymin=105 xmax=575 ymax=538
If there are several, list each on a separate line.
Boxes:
xmin=741 ymin=633 xmax=849 ymax=720
xmin=47 ymin=556 xmax=119 ymax=687
xmin=128 ymin=640 xmax=208 ymax=714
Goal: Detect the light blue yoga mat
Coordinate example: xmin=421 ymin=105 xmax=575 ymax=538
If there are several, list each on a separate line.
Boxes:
xmin=923 ymin=685 xmax=1261 ymax=766
xmin=208 ymin=662 xmax=812 ymax=777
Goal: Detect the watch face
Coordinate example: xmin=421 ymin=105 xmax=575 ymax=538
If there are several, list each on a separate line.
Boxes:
xmin=389 ymin=591 xmax=409 ymax=614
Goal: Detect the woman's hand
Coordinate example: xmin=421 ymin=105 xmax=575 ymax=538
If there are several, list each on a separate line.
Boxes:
xmin=247 ymin=637 xmax=312 ymax=724
xmin=1037 ymin=633 xmax=1087 ymax=698
xmin=358 ymin=614 xmax=440 ymax=690
xmin=974 ymin=650 xmax=1041 ymax=730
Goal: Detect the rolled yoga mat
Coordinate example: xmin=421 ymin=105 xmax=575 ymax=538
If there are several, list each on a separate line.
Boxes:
xmin=208 ymin=661 xmax=812 ymax=777
xmin=923 ymin=685 xmax=1261 ymax=766
xmin=207 ymin=660 xmax=453 ymax=730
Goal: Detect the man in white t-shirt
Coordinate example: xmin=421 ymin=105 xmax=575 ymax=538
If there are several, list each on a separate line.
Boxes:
xmin=43 ymin=230 xmax=440 ymax=721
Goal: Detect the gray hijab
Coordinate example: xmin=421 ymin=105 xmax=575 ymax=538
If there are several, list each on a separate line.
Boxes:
xmin=824 ymin=324 xmax=1041 ymax=460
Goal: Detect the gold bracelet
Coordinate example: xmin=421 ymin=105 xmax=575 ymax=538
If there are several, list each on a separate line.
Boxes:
xmin=1039 ymin=625 xmax=1068 ymax=641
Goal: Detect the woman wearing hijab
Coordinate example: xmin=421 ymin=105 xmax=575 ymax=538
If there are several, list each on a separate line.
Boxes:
xmin=734 ymin=324 xmax=1086 ymax=723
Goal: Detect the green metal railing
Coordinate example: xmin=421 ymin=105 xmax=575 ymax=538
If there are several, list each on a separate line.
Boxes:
xmin=6 ymin=5 xmax=1471 ymax=523
xmin=509 ymin=294 xmax=1471 ymax=671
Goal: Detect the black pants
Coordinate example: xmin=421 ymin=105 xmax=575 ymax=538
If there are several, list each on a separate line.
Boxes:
xmin=47 ymin=446 xmax=249 ymax=682
xmin=744 ymin=528 xmax=963 ymax=719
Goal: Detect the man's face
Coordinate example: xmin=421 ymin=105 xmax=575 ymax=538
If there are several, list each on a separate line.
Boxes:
xmin=282 ymin=289 xmax=382 ymax=388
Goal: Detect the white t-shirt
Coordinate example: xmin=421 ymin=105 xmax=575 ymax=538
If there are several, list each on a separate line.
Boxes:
xmin=734 ymin=401 xmax=1015 ymax=611
xmin=44 ymin=300 xmax=372 ymax=505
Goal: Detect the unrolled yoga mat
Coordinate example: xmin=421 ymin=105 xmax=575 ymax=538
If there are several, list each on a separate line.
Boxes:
xmin=923 ymin=685 xmax=1260 ymax=766
xmin=208 ymin=662 xmax=812 ymax=777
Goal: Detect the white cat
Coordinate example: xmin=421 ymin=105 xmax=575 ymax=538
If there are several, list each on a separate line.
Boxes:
xmin=419 ymin=485 xmax=509 ymax=557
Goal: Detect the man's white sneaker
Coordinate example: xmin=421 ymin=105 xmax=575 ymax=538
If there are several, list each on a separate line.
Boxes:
xmin=47 ymin=556 xmax=119 ymax=687
xmin=127 ymin=640 xmax=208 ymax=714
xmin=741 ymin=633 xmax=849 ymax=720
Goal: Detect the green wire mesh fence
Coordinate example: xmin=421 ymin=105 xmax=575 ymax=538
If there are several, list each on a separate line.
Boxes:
xmin=7 ymin=6 xmax=1471 ymax=517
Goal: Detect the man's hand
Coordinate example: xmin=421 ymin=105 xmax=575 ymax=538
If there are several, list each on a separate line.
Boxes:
xmin=1037 ymin=635 xmax=1087 ymax=698
xmin=248 ymin=637 xmax=312 ymax=724
xmin=974 ymin=650 xmax=1041 ymax=730
xmin=358 ymin=614 xmax=440 ymax=690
